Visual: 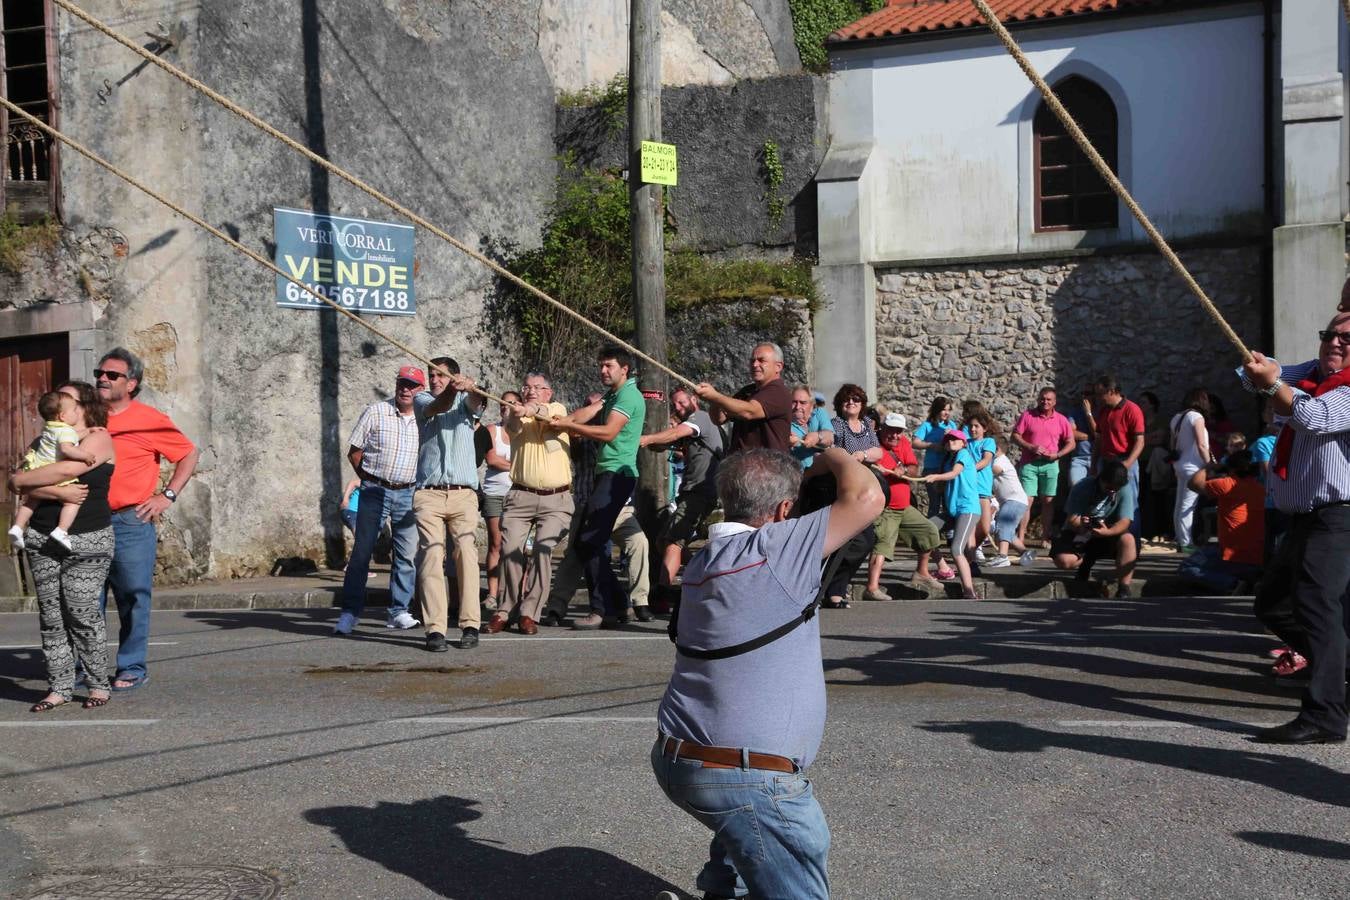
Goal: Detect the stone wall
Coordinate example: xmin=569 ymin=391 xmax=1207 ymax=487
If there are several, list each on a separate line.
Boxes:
xmin=873 ymin=247 xmax=1265 ymax=434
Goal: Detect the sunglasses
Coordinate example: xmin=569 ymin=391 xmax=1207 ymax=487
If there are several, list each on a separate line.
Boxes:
xmin=396 ymin=379 xmax=422 ymax=389
xmin=1318 ymin=329 xmax=1350 ymax=345
xmin=93 ymin=369 xmax=129 ymax=381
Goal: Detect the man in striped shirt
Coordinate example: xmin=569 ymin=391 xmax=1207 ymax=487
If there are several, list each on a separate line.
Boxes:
xmin=1243 ymin=309 xmax=1350 ymax=744
xmin=334 ymin=366 xmax=425 ymax=636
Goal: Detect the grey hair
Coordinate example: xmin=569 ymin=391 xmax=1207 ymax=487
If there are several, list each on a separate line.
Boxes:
xmin=716 ymin=449 xmax=802 ymax=524
xmin=754 ymin=342 xmax=784 ymax=364
xmin=522 ymin=370 xmax=552 ymax=389
xmin=100 ymin=347 xmax=145 ymax=397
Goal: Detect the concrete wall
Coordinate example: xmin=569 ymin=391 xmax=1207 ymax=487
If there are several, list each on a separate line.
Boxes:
xmin=16 ymin=0 xmax=560 ymax=580
xmin=538 ymin=0 xmax=799 ymax=93
xmin=823 ymin=4 xmax=1267 ymax=264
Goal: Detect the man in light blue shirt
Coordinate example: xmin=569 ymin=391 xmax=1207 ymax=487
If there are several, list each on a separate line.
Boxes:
xmin=653 ymin=447 xmax=884 ymax=899
xmin=413 ymin=356 xmax=485 ymax=652
xmin=788 ymin=384 xmax=834 ymax=468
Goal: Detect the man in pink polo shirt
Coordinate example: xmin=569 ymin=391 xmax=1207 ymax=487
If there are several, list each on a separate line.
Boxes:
xmin=1011 ymin=387 xmax=1075 ymax=548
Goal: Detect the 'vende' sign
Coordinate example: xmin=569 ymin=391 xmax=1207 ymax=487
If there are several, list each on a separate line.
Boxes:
xmin=273 ymin=207 xmax=416 ymax=316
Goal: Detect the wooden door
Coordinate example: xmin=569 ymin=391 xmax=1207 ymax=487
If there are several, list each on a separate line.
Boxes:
xmin=1 ymin=333 xmax=68 ymax=551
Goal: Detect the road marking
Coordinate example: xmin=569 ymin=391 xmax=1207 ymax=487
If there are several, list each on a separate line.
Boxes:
xmin=0 ymin=641 xmax=179 ymax=649
xmin=951 ymin=631 xmax=1270 ymax=641
xmin=0 ymin=719 xmax=160 ymax=727
xmin=397 ymin=715 xmax=657 ymax=724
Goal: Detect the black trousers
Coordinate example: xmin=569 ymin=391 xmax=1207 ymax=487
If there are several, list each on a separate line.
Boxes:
xmin=1254 ymin=504 xmax=1350 ymax=734
xmin=821 ymin=525 xmax=875 ymax=601
xmin=576 ymin=472 xmax=637 ymax=617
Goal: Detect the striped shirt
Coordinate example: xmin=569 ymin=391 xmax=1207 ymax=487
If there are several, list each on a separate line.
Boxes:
xmin=1242 ymin=360 xmax=1350 ymax=513
xmin=348 ymin=399 xmax=420 ymax=485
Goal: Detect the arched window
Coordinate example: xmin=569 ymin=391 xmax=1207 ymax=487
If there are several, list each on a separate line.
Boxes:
xmin=1034 ymin=77 xmax=1117 ymax=231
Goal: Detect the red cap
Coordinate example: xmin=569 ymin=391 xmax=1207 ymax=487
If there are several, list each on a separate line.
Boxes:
xmin=397 ymin=365 xmax=426 ymax=387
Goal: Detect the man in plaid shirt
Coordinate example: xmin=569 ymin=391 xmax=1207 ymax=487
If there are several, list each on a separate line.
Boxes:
xmin=334 ymin=365 xmax=426 ymax=635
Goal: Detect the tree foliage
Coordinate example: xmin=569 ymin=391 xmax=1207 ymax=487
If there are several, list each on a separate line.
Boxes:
xmin=789 ymin=0 xmax=885 ymax=72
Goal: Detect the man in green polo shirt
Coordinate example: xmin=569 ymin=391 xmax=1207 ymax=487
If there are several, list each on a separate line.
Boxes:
xmin=550 ymin=345 xmax=646 ymax=629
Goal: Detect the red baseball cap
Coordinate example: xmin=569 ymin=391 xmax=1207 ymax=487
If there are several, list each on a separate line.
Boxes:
xmin=397 ymin=365 xmax=426 ymax=387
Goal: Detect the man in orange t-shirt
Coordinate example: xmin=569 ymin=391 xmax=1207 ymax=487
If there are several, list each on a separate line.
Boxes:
xmin=1179 ymin=450 xmax=1264 ymax=593
xmin=97 ymin=348 xmax=198 ymax=691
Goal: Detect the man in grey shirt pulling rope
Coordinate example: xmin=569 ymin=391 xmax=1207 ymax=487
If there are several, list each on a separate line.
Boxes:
xmin=651 ymin=447 xmax=884 ymax=899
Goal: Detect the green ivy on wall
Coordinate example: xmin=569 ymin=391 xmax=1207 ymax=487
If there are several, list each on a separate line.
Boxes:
xmin=789 ymin=0 xmax=885 ymax=72
xmin=760 ymin=140 xmax=785 ymax=228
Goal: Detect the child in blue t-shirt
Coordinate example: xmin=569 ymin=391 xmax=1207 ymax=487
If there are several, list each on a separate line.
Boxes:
xmin=963 ymin=412 xmax=997 ymax=554
xmin=923 ymin=430 xmax=983 ymax=599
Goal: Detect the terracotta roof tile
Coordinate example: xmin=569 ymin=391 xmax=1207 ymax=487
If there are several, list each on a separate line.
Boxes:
xmin=830 ymin=0 xmax=1199 ymax=43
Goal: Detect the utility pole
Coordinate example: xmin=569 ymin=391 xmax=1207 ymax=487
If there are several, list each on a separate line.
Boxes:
xmin=629 ymin=0 xmax=668 ymax=532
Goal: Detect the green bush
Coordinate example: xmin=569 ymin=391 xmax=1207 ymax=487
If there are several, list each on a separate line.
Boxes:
xmin=499 ymin=162 xmax=815 ymax=373
xmin=789 ymin=0 xmax=885 ymax=72
xmin=0 ymin=207 xmax=59 ymax=274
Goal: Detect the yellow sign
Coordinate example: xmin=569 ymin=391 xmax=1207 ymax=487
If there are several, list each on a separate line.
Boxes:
xmin=640 ymin=141 xmax=677 ymax=186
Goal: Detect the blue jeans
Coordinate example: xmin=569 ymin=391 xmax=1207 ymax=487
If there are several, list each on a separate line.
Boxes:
xmin=102 ymin=508 xmax=158 ymax=680
xmin=1178 ymin=544 xmax=1262 ymax=593
xmin=650 ymin=737 xmax=830 ymax=899
xmin=1068 ymin=456 xmax=1091 ymax=488
xmin=341 ymin=482 xmax=416 ymax=619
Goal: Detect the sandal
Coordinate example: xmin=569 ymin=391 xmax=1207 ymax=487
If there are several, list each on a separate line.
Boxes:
xmin=821 ymin=595 xmax=851 ymax=610
xmin=83 ymin=694 xmax=110 ymax=709
xmin=30 ymin=697 xmax=67 ymax=713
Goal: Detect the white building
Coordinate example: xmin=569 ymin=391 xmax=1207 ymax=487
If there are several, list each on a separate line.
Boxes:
xmin=813 ymin=0 xmax=1346 ymax=424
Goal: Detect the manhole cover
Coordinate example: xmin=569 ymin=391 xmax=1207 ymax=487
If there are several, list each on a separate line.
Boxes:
xmin=26 ymin=865 xmax=282 ymax=900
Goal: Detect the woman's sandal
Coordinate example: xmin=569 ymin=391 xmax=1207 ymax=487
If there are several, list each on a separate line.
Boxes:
xmin=821 ymin=595 xmax=852 ymax=610
xmin=30 ymin=698 xmax=67 ymax=713
xmin=83 ymin=694 xmax=110 ymax=709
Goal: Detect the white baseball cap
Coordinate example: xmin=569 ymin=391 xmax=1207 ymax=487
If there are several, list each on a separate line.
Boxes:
xmin=882 ymin=412 xmax=907 ymax=430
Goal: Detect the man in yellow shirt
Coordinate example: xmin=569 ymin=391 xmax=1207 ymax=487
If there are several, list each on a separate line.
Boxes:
xmin=487 ymin=371 xmax=572 ymax=638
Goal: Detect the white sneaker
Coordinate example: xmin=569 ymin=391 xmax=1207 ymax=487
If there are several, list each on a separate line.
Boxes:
xmin=333 ymin=611 xmax=358 ymax=635
xmin=974 ymin=548 xmax=987 ymax=562
xmin=987 ymin=555 xmax=1011 ymax=568
xmin=386 ymin=611 xmax=420 ymax=630
xmin=7 ymin=526 xmax=24 ymax=550
xmin=49 ymin=528 xmax=73 ymax=552
xmin=1019 ymin=550 xmax=1036 ymax=567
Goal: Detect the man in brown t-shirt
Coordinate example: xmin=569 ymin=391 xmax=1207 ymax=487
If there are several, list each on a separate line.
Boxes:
xmin=695 ymin=342 xmax=793 ymax=453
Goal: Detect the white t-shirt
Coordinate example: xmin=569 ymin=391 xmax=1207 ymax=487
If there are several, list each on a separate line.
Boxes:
xmin=991 ymin=454 xmax=1028 ymax=505
xmin=1169 ymin=410 xmax=1209 ymax=471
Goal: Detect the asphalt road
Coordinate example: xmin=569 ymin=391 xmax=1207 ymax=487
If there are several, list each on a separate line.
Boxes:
xmin=1 ymin=595 xmax=1346 ymax=899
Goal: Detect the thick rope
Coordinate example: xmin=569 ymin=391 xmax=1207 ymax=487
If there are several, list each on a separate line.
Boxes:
xmin=970 ymin=0 xmax=1254 ymax=363
xmin=53 ymin=0 xmax=697 ymax=391
xmin=0 ymin=97 xmax=511 ymax=407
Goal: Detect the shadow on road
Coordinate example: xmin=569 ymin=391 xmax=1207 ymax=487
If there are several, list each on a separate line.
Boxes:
xmin=1235 ymin=830 xmax=1350 ymax=860
xmin=304 ymin=795 xmax=681 ymax=899
xmin=919 ymin=720 xmax=1349 ymax=809
xmin=825 ymin=595 xmax=1296 ymax=724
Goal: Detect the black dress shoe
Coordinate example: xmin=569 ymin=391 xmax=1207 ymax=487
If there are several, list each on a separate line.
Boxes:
xmin=1253 ymin=718 xmax=1346 ymax=745
xmin=459 ymin=627 xmax=479 ymax=649
xmin=540 ymin=609 xmax=566 ymax=627
xmin=633 ymin=605 xmax=654 ymax=622
xmin=425 ymin=632 xmax=448 ymax=652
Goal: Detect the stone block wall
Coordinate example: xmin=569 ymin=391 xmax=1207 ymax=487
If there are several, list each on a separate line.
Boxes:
xmin=873 ymin=247 xmax=1265 ymax=434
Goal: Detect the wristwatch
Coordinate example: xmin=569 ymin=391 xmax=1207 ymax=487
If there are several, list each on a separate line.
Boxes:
xmin=1258 ymin=379 xmax=1284 ymax=398
xmin=162 ymin=488 xmax=178 ymax=503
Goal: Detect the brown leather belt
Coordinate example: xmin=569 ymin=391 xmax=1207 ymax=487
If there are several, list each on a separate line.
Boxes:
xmin=660 ymin=736 xmax=796 ymax=773
xmin=419 ymin=484 xmax=473 ymax=491
xmin=360 ymin=471 xmax=414 ymax=490
xmin=511 ymin=484 xmax=571 ymax=496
